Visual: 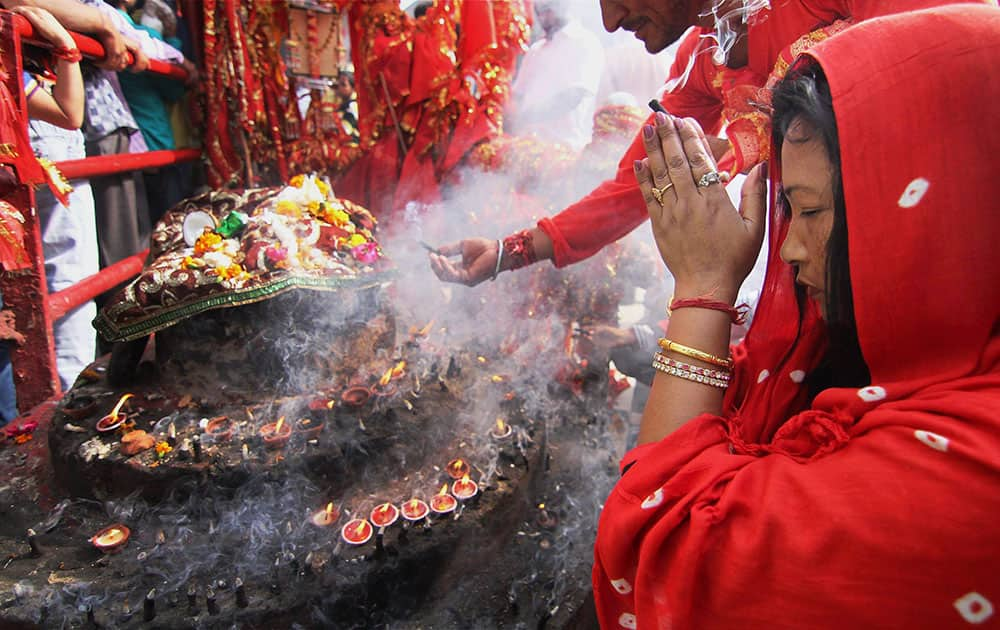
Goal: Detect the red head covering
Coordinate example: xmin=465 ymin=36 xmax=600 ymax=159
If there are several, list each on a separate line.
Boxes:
xmin=594 ymin=6 xmax=1000 ymax=629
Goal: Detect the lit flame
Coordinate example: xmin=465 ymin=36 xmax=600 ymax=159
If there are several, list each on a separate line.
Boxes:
xmin=109 ymin=393 xmax=133 ymax=420
xmin=451 ymin=459 xmax=464 ymax=473
xmin=418 ymin=320 xmax=434 ymax=337
xmin=275 ymin=416 xmax=285 ymax=433
xmin=391 ymin=360 xmax=406 ymax=378
xmin=496 ymin=418 xmax=507 ymax=433
xmin=409 ymin=499 xmax=419 ymax=510
xmin=460 ymin=473 xmax=471 ymax=485
xmin=378 ymin=503 xmax=390 ymax=515
xmin=326 ymin=502 xmax=334 ymax=517
xmin=355 ymin=521 xmax=366 ymax=536
xmin=378 ymin=367 xmax=393 ymax=387
xmin=326 ymin=400 xmax=336 ymax=409
xmin=438 ymin=483 xmax=449 ymax=496
xmin=538 ymin=503 xmax=545 ymax=510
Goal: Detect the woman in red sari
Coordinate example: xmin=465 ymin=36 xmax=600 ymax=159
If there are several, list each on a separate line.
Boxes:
xmin=594 ymin=5 xmax=1000 ymax=628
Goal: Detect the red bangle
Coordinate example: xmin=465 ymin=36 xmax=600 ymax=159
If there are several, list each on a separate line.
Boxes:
xmin=51 ymin=47 xmax=82 ymax=63
xmin=668 ymin=296 xmax=749 ymax=325
xmin=501 ymin=229 xmax=537 ymax=271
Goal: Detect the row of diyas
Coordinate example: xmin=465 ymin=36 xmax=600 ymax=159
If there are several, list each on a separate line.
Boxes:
xmin=73 ymin=357 xmax=418 ymax=462
xmin=83 ymin=424 xmax=517 ymax=556
xmin=312 ymin=475 xmax=482 ymax=548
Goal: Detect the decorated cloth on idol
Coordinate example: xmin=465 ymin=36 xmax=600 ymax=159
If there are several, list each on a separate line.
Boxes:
xmin=95 ymin=175 xmax=389 ymax=342
xmin=594 ymin=7 xmax=1000 ymax=628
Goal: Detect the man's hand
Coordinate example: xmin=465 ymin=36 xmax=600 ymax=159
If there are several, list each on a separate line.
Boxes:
xmin=428 ymin=238 xmax=499 ymax=286
xmin=94 ymin=16 xmax=128 ymax=71
xmin=581 ymin=324 xmax=637 ymax=350
xmin=122 ymin=36 xmax=148 ymax=72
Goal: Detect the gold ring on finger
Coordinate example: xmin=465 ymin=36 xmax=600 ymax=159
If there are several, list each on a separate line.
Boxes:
xmin=651 ymin=182 xmax=674 ymax=205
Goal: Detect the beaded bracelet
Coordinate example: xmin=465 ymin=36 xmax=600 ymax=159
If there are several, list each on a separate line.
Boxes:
xmin=651 ymin=353 xmax=729 ymax=389
xmin=657 ymin=338 xmax=733 ymax=369
xmin=653 ymin=353 xmax=731 ymax=382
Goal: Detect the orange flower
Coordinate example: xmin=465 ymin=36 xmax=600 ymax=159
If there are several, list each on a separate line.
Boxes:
xmin=213 ymin=264 xmax=247 ymax=281
xmin=289 ymin=174 xmax=305 ymax=188
xmin=155 ymin=441 xmax=173 ymax=458
xmin=193 ymin=232 xmax=223 ymax=256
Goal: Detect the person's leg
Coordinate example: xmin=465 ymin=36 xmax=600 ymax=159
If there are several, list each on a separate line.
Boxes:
xmin=0 ymin=293 xmax=17 ymax=425
xmin=36 ymin=180 xmax=100 ymax=390
xmin=86 ymin=129 xmax=146 ymax=268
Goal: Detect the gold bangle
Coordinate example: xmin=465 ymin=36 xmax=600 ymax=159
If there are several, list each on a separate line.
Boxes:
xmin=657 ymin=338 xmax=733 ymax=369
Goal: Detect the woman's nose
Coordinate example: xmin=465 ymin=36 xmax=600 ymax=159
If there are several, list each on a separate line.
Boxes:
xmin=779 ymin=221 xmax=807 ymax=266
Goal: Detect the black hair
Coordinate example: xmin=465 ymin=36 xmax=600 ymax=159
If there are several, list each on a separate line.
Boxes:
xmin=413 ymin=1 xmax=432 ymax=18
xmin=338 ymin=71 xmax=354 ymax=88
xmin=771 ymin=63 xmax=870 ymax=393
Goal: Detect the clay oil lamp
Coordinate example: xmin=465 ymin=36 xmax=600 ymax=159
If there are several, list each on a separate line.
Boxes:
xmin=446 ymin=457 xmax=470 ymax=480
xmin=63 ymin=395 xmax=97 ymax=420
xmin=369 ymin=502 xmax=399 ymax=529
xmin=307 ymin=397 xmax=332 ymax=411
xmin=401 ymin=498 xmax=429 ymax=523
xmin=490 ymin=418 xmax=512 ymax=440
xmin=295 ymin=417 xmax=324 ymax=439
xmin=310 ymin=502 xmax=339 ymax=528
xmin=96 ymin=393 xmax=133 ymax=433
xmin=407 ymin=320 xmax=434 ymax=342
xmin=536 ymin=503 xmax=559 ymax=530
xmin=90 ymin=524 xmax=130 ymax=554
xmin=452 ymin=474 xmax=479 ymax=501
xmin=205 ymin=416 xmax=233 ymax=442
xmin=341 ymin=385 xmax=371 ymax=408
xmin=341 ymin=518 xmax=374 ymax=545
xmin=429 ymin=484 xmax=457 ymax=516
xmin=372 ymin=363 xmax=401 ymax=398
xmin=259 ymin=416 xmax=292 ymax=450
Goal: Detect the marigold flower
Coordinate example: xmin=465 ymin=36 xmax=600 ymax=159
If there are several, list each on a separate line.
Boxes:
xmin=316 ymin=179 xmax=331 ymax=197
xmin=275 ymin=200 xmax=302 ymax=218
xmin=346 ymin=233 xmax=367 ymax=248
xmin=212 ymin=263 xmax=246 ymax=281
xmin=290 ymin=174 xmax=305 ymax=188
xmin=193 ymin=232 xmax=223 ymax=256
xmin=182 ymin=255 xmax=202 ymax=269
xmin=155 ymin=441 xmax=173 ymax=458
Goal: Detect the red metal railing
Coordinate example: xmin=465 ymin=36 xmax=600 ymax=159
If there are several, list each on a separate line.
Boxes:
xmin=2 ymin=11 xmax=199 ymax=412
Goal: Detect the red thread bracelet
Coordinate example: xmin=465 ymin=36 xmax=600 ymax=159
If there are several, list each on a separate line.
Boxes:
xmin=501 ymin=229 xmax=538 ymax=271
xmin=668 ymin=297 xmax=749 ymax=325
xmin=51 ymin=47 xmax=82 ymax=63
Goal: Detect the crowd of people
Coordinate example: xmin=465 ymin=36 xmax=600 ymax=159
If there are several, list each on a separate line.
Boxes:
xmin=1 ymin=0 xmax=998 ymax=624
xmin=0 ymin=0 xmax=200 ymax=423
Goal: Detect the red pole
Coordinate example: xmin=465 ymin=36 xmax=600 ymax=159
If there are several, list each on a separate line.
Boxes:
xmin=47 ymin=250 xmax=148 ymax=322
xmin=56 ymin=148 xmax=200 ymax=181
xmin=13 ymin=14 xmax=190 ymax=82
xmin=1 ymin=17 xmax=60 ymax=409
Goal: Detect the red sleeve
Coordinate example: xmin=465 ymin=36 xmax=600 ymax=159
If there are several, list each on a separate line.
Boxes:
xmin=593 ymin=396 xmax=1000 ymax=628
xmin=537 ymin=28 xmax=725 ymax=268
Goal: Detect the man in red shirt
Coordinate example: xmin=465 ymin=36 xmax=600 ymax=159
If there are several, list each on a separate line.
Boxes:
xmin=429 ymin=0 xmax=991 ymax=285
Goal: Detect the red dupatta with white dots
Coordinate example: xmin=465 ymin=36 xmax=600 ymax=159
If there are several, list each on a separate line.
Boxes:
xmin=593 ymin=6 xmax=1000 ymax=629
